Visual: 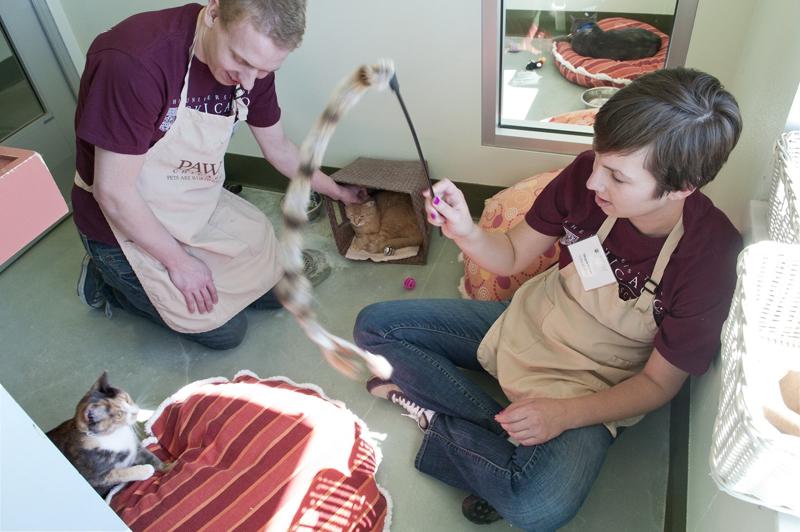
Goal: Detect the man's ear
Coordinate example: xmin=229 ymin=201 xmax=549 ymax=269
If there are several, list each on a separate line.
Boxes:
xmin=204 ymin=0 xmax=220 ymax=26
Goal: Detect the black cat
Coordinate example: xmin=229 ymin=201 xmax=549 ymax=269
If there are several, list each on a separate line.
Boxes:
xmin=556 ymin=16 xmax=661 ymax=61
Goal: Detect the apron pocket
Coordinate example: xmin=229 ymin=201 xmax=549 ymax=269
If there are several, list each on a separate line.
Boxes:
xmin=201 ymin=192 xmax=270 ymax=256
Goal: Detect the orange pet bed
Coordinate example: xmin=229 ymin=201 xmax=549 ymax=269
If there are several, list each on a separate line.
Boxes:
xmin=542 ymin=108 xmax=599 ymax=127
xmin=109 ymin=372 xmax=390 ymax=531
xmin=552 ymin=17 xmax=669 ymax=88
xmin=459 ymin=171 xmax=562 ymax=301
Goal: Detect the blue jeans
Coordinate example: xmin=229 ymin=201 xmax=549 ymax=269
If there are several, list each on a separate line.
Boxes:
xmin=353 ymin=299 xmax=613 ymax=531
xmin=80 ymin=235 xmax=282 ymax=350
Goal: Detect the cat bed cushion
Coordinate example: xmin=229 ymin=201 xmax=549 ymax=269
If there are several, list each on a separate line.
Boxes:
xmin=346 ymin=244 xmax=419 ymax=262
xmin=552 ymin=17 xmax=669 ymax=88
xmin=459 ymin=171 xmax=561 ymax=301
xmin=109 ymin=372 xmax=389 ymax=531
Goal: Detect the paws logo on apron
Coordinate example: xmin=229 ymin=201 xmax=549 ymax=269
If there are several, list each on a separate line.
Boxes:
xmin=168 ymin=159 xmax=224 ymax=184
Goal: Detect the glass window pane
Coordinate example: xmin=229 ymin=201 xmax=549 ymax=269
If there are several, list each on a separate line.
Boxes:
xmin=0 ymin=25 xmax=44 ymax=141
xmin=499 ymin=0 xmax=678 ymax=136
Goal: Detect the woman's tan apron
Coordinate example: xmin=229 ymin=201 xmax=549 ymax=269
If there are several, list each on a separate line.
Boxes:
xmin=477 ymin=215 xmax=684 ymax=435
xmin=75 ymin=27 xmax=281 ymax=333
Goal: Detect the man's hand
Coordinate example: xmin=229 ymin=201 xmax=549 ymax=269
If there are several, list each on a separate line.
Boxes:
xmin=166 ymin=253 xmax=219 ymax=314
xmin=495 ymin=397 xmax=570 ymax=446
xmin=248 ymin=121 xmax=369 ymax=206
xmin=336 ymin=183 xmax=369 ymax=204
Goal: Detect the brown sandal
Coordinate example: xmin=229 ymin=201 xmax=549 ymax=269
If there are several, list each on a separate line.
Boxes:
xmin=462 ymin=494 xmax=502 ymax=524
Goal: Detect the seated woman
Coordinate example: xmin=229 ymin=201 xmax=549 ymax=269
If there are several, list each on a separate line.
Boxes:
xmin=353 ymin=67 xmax=743 ymax=530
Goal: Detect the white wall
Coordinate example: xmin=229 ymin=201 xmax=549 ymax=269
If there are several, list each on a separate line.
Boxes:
xmin=686 ymin=0 xmax=800 ymax=228
xmin=52 ymin=0 xmax=800 ymax=230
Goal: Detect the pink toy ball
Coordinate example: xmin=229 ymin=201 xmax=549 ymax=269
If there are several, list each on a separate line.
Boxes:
xmin=403 ymin=277 xmax=416 ymax=291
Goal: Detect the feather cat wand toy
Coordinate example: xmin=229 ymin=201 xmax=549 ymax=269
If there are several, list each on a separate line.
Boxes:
xmin=277 ymin=60 xmax=402 ymax=381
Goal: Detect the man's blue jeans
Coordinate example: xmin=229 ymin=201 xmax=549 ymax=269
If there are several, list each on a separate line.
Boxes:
xmin=80 ymin=235 xmax=281 ymax=350
xmin=353 ymin=299 xmax=613 ymax=531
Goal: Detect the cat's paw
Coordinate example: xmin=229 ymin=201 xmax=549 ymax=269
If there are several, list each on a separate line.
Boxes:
xmin=132 ymin=464 xmax=155 ymax=481
xmin=159 ymin=461 xmax=176 ymax=473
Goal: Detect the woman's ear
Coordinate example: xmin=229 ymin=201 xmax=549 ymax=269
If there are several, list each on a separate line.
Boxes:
xmin=666 ymin=186 xmax=696 ymax=201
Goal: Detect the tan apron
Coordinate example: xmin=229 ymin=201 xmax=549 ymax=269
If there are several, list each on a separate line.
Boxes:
xmin=76 ymin=25 xmax=281 ymax=333
xmin=478 ymin=215 xmax=684 ymax=435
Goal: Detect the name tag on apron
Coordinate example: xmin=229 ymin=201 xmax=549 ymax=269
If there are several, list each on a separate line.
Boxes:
xmin=568 ymin=235 xmax=616 ymax=291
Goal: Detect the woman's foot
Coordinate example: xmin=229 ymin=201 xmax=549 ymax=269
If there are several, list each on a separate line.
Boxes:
xmin=366 ymin=378 xmax=436 ymax=430
xmin=462 ymin=494 xmax=502 ymax=525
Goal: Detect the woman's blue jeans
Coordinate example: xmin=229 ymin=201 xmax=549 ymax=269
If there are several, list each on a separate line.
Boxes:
xmin=80 ymin=235 xmax=281 ymax=350
xmin=353 ymin=299 xmax=613 ymax=531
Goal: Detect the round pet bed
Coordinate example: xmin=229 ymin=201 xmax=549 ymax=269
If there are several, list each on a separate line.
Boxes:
xmin=108 ymin=372 xmax=390 ymax=532
xmin=552 ymin=17 xmax=669 ymax=89
xmin=459 ymin=171 xmax=561 ymax=301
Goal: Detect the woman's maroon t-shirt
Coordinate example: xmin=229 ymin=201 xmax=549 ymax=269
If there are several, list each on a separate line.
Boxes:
xmin=72 ymin=3 xmax=281 ymax=246
xmin=525 ymin=151 xmax=742 ymax=375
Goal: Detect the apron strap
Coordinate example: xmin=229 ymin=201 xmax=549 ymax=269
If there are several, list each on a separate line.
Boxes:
xmin=634 ymin=216 xmax=685 ymax=312
xmin=182 ymin=8 xmax=245 ymax=119
xmin=597 ymin=215 xmax=617 ymax=243
xmin=74 ymin=172 xmax=93 ymax=193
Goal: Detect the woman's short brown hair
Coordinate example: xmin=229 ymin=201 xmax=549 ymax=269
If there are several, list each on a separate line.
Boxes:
xmin=218 ymin=0 xmax=306 ymax=50
xmin=593 ymin=67 xmax=742 ymax=196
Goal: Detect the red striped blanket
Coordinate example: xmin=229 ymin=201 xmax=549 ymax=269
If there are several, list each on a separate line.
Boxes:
xmin=110 ymin=373 xmax=389 ymax=531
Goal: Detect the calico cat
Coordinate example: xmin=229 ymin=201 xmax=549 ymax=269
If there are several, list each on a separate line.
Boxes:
xmin=345 ymin=190 xmax=424 ymax=254
xmin=555 ymin=15 xmax=661 ymax=61
xmin=46 ymin=372 xmax=167 ymax=497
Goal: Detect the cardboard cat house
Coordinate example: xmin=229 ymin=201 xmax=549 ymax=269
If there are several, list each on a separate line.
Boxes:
xmin=323 ymin=157 xmax=431 ymax=265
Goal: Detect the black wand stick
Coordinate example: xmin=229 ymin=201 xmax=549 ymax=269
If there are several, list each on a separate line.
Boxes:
xmin=388 ymin=74 xmax=439 ymax=218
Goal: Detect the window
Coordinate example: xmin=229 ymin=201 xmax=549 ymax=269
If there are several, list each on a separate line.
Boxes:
xmin=481 ymin=0 xmax=699 ymax=154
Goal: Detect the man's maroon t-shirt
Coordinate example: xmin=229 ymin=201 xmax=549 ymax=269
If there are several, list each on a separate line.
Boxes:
xmin=72 ymin=3 xmax=281 ymax=246
xmin=525 ymin=151 xmax=742 ymax=376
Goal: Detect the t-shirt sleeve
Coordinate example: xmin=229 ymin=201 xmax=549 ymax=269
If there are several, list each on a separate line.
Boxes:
xmin=525 ymin=151 xmax=594 ymax=236
xmin=244 ymin=72 xmax=281 ymax=128
xmin=76 ymin=50 xmax=165 ymax=155
xmin=654 ymin=227 xmax=742 ymax=375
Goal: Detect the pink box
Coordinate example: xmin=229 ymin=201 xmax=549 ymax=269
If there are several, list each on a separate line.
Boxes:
xmin=0 ymin=147 xmax=69 ymax=266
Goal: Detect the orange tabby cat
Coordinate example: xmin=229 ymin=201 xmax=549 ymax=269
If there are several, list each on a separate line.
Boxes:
xmin=345 ymin=191 xmax=423 ymax=254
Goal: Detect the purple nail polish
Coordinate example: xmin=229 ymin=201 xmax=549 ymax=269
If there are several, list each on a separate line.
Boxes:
xmin=431 ymin=212 xmax=437 ymax=219
xmin=433 ymin=196 xmax=440 ymax=205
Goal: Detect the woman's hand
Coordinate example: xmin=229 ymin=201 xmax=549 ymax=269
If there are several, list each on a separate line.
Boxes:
xmin=495 ymin=397 xmax=570 ymax=446
xmin=422 ymin=179 xmax=477 ymax=240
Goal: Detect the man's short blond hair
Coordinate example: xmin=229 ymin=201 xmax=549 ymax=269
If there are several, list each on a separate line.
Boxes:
xmin=218 ymin=0 xmax=306 ymax=50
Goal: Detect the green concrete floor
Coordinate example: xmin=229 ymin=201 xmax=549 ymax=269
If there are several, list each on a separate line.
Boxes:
xmin=0 ymin=188 xmax=671 ymax=531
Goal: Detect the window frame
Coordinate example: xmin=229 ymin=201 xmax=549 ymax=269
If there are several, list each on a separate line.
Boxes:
xmin=481 ymin=0 xmax=700 ymax=155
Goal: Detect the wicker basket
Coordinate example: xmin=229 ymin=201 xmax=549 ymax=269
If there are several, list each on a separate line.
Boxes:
xmin=710 ymin=241 xmax=800 ymax=515
xmin=323 ymin=157 xmax=431 ymax=265
xmin=767 ymin=131 xmax=800 ymax=244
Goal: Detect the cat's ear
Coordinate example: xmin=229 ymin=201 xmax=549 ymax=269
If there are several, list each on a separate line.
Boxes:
xmin=91 ymin=371 xmax=112 ymax=395
xmin=92 ymin=371 xmax=117 ymax=397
